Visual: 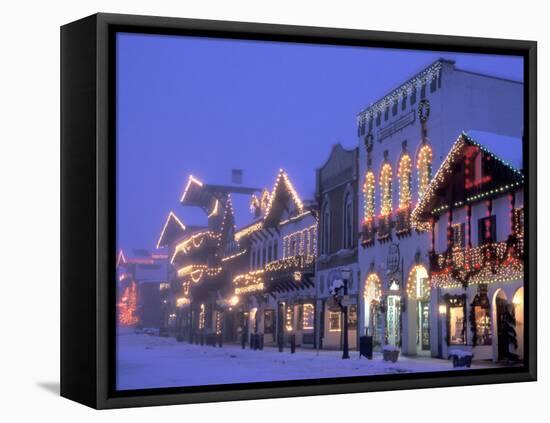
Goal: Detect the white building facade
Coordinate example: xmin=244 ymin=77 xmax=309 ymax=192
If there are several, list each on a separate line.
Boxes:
xmin=356 ymin=59 xmax=523 ymax=356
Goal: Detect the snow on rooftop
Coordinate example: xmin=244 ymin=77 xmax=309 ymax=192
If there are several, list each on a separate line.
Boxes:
xmin=464 ymin=130 xmax=523 ymax=171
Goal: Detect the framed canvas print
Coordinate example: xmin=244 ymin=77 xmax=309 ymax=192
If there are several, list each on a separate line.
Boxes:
xmin=60 ymin=13 xmax=537 ymax=409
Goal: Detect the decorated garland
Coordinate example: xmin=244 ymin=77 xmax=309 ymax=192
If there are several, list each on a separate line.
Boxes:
xmin=418 ymin=99 xmax=430 ymax=122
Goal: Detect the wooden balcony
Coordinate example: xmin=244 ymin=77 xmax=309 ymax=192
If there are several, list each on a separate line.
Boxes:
xmin=430 ymin=235 xmax=524 ymax=287
xmin=395 ymin=207 xmax=412 ymax=237
xmin=377 ymin=215 xmax=392 ymax=242
xmin=265 ymin=255 xmax=315 ymax=276
xmin=361 ymin=219 xmax=375 ymax=247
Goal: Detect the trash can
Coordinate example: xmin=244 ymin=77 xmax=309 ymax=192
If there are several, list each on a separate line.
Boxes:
xmin=359 ymin=335 xmax=373 ymax=360
xmin=289 ymin=334 xmax=296 ymax=354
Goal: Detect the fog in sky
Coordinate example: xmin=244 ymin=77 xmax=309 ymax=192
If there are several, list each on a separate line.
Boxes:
xmin=116 ymin=33 xmax=523 ymax=253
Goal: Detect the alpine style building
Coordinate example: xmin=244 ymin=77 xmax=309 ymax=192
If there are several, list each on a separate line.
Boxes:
xmin=355 ymin=58 xmax=523 ymax=357
xmin=123 ymin=57 xmax=525 ymax=364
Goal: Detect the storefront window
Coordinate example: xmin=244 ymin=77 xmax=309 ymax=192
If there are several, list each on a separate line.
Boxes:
xmin=449 ymin=305 xmax=466 ymax=344
xmin=285 ymin=305 xmax=294 ymax=332
xmin=302 ymin=304 xmax=314 ymax=330
xmin=328 ymin=311 xmax=341 ymax=332
xmin=474 ymin=305 xmax=492 ymax=345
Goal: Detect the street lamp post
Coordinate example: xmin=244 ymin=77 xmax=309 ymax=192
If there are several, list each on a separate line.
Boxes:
xmin=341 ymin=268 xmax=351 ymax=360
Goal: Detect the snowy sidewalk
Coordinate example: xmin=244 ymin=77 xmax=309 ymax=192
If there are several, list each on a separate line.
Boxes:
xmin=116 ymin=332 xmax=496 ymax=390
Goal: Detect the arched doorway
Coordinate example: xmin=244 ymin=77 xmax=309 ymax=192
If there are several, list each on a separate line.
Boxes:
xmin=512 ymin=287 xmax=524 ymax=360
xmin=363 ymin=273 xmax=382 ymax=347
xmin=493 ymin=289 xmax=510 ymax=361
xmin=407 ymin=265 xmax=430 ymax=353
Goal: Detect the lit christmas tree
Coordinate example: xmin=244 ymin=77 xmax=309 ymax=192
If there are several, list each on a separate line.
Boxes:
xmin=118 ymin=281 xmax=139 ymax=326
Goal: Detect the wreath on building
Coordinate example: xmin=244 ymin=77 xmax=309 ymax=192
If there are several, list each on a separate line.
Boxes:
xmin=418 ymin=99 xmax=430 ymax=122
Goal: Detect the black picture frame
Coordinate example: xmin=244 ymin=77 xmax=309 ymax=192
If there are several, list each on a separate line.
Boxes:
xmin=60 ymin=12 xmax=537 ymax=409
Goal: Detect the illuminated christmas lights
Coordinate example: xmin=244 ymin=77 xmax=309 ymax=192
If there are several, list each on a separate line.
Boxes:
xmin=171 ymin=231 xmax=221 ymax=263
xmin=398 ymin=154 xmax=412 ymax=209
xmin=118 ymin=281 xmax=138 ymax=326
xmin=417 ymin=144 xmax=432 ymax=200
xmin=156 ymin=211 xmax=186 ymax=249
xmin=430 ymin=237 xmax=523 ymax=288
xmin=235 ymin=222 xmax=262 ymax=241
xmin=180 ymin=175 xmax=204 ymax=202
xmin=221 ymin=249 xmax=248 ymax=262
xmin=363 ymin=170 xmax=375 ymax=223
xmin=363 ymin=273 xmax=382 ymax=301
xmin=282 ymin=224 xmax=317 ymax=259
xmin=235 ymin=283 xmax=265 ymax=294
xmin=412 ymin=132 xmax=524 ymax=230
xmin=263 ymin=169 xmax=304 ymax=220
xmin=208 ymin=199 xmax=220 ymax=218
xmin=357 ymin=60 xmax=441 ymax=126
xmin=279 ymin=210 xmax=312 ymax=226
xmin=176 ymin=297 xmax=190 ymax=307
xmin=406 ymin=265 xmax=430 ymax=300
xmin=264 ymin=255 xmax=315 ymax=273
xmin=379 ymin=163 xmax=393 ymax=217
xmin=302 ymin=304 xmax=314 ymax=330
xmin=177 ymin=265 xmax=222 ymax=282
xmin=116 ymin=250 xmax=126 ymax=267
xmin=198 ymin=304 xmax=205 ymax=330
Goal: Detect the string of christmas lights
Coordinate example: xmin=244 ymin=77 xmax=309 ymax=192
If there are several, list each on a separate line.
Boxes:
xmin=379 ymin=163 xmax=393 ymax=216
xmin=417 ymin=144 xmax=433 ymax=200
xmin=263 ymin=169 xmax=304 ymax=220
xmin=364 ymin=273 xmax=382 ymax=301
xmin=363 ymin=170 xmax=375 ymax=223
xmin=357 ymin=61 xmax=442 ymax=125
xmin=118 ymin=281 xmax=138 ymax=326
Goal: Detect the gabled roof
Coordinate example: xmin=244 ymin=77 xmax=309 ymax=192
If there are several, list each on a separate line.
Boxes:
xmin=180 ymin=174 xmax=260 ymax=210
xmin=180 ymin=175 xmax=208 ymax=206
xmin=412 ymin=131 xmax=524 ymax=226
xmin=156 ymin=211 xmax=186 ymax=249
xmin=263 ymin=169 xmax=304 ymax=225
xmin=465 ymin=130 xmax=522 ymax=171
xmin=116 ymin=250 xmax=126 ymax=267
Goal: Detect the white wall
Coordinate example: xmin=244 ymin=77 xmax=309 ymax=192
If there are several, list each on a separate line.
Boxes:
xmin=3 ymin=0 xmax=546 ymax=422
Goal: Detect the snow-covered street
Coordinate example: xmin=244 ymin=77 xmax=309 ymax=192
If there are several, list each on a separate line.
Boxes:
xmin=116 ymin=331 xmax=498 ymax=390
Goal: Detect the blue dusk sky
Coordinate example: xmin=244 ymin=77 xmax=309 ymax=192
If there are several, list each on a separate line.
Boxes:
xmin=116 ymin=32 xmax=523 ymax=254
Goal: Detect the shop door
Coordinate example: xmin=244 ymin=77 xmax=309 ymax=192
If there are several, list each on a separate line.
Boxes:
xmin=386 ymin=295 xmax=401 ymax=346
xmin=419 ymin=300 xmax=430 ymax=351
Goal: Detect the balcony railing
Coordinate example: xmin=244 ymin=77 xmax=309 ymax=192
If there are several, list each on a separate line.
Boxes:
xmin=430 ymin=235 xmax=524 ymax=287
xmin=265 ymin=255 xmax=315 ymax=275
xmin=395 ymin=207 xmax=411 ymax=237
xmin=377 ymin=215 xmax=392 ymax=242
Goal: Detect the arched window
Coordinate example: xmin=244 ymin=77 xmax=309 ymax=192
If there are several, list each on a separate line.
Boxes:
xmin=363 ymin=171 xmax=375 ymax=223
xmin=343 ymin=191 xmax=353 ymax=249
xmin=379 ymin=163 xmax=393 ymax=216
xmin=364 ymin=273 xmax=382 ymax=302
xmin=363 ymin=273 xmax=382 ymax=342
xmin=398 ymin=154 xmax=412 ymax=210
xmin=321 ymin=202 xmax=331 ymax=254
xmin=417 ymin=144 xmax=433 ymax=200
xmin=406 ymin=265 xmax=429 ymax=300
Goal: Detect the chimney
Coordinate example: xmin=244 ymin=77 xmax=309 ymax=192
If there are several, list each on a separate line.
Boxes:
xmin=231 ymin=169 xmax=243 ymax=185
